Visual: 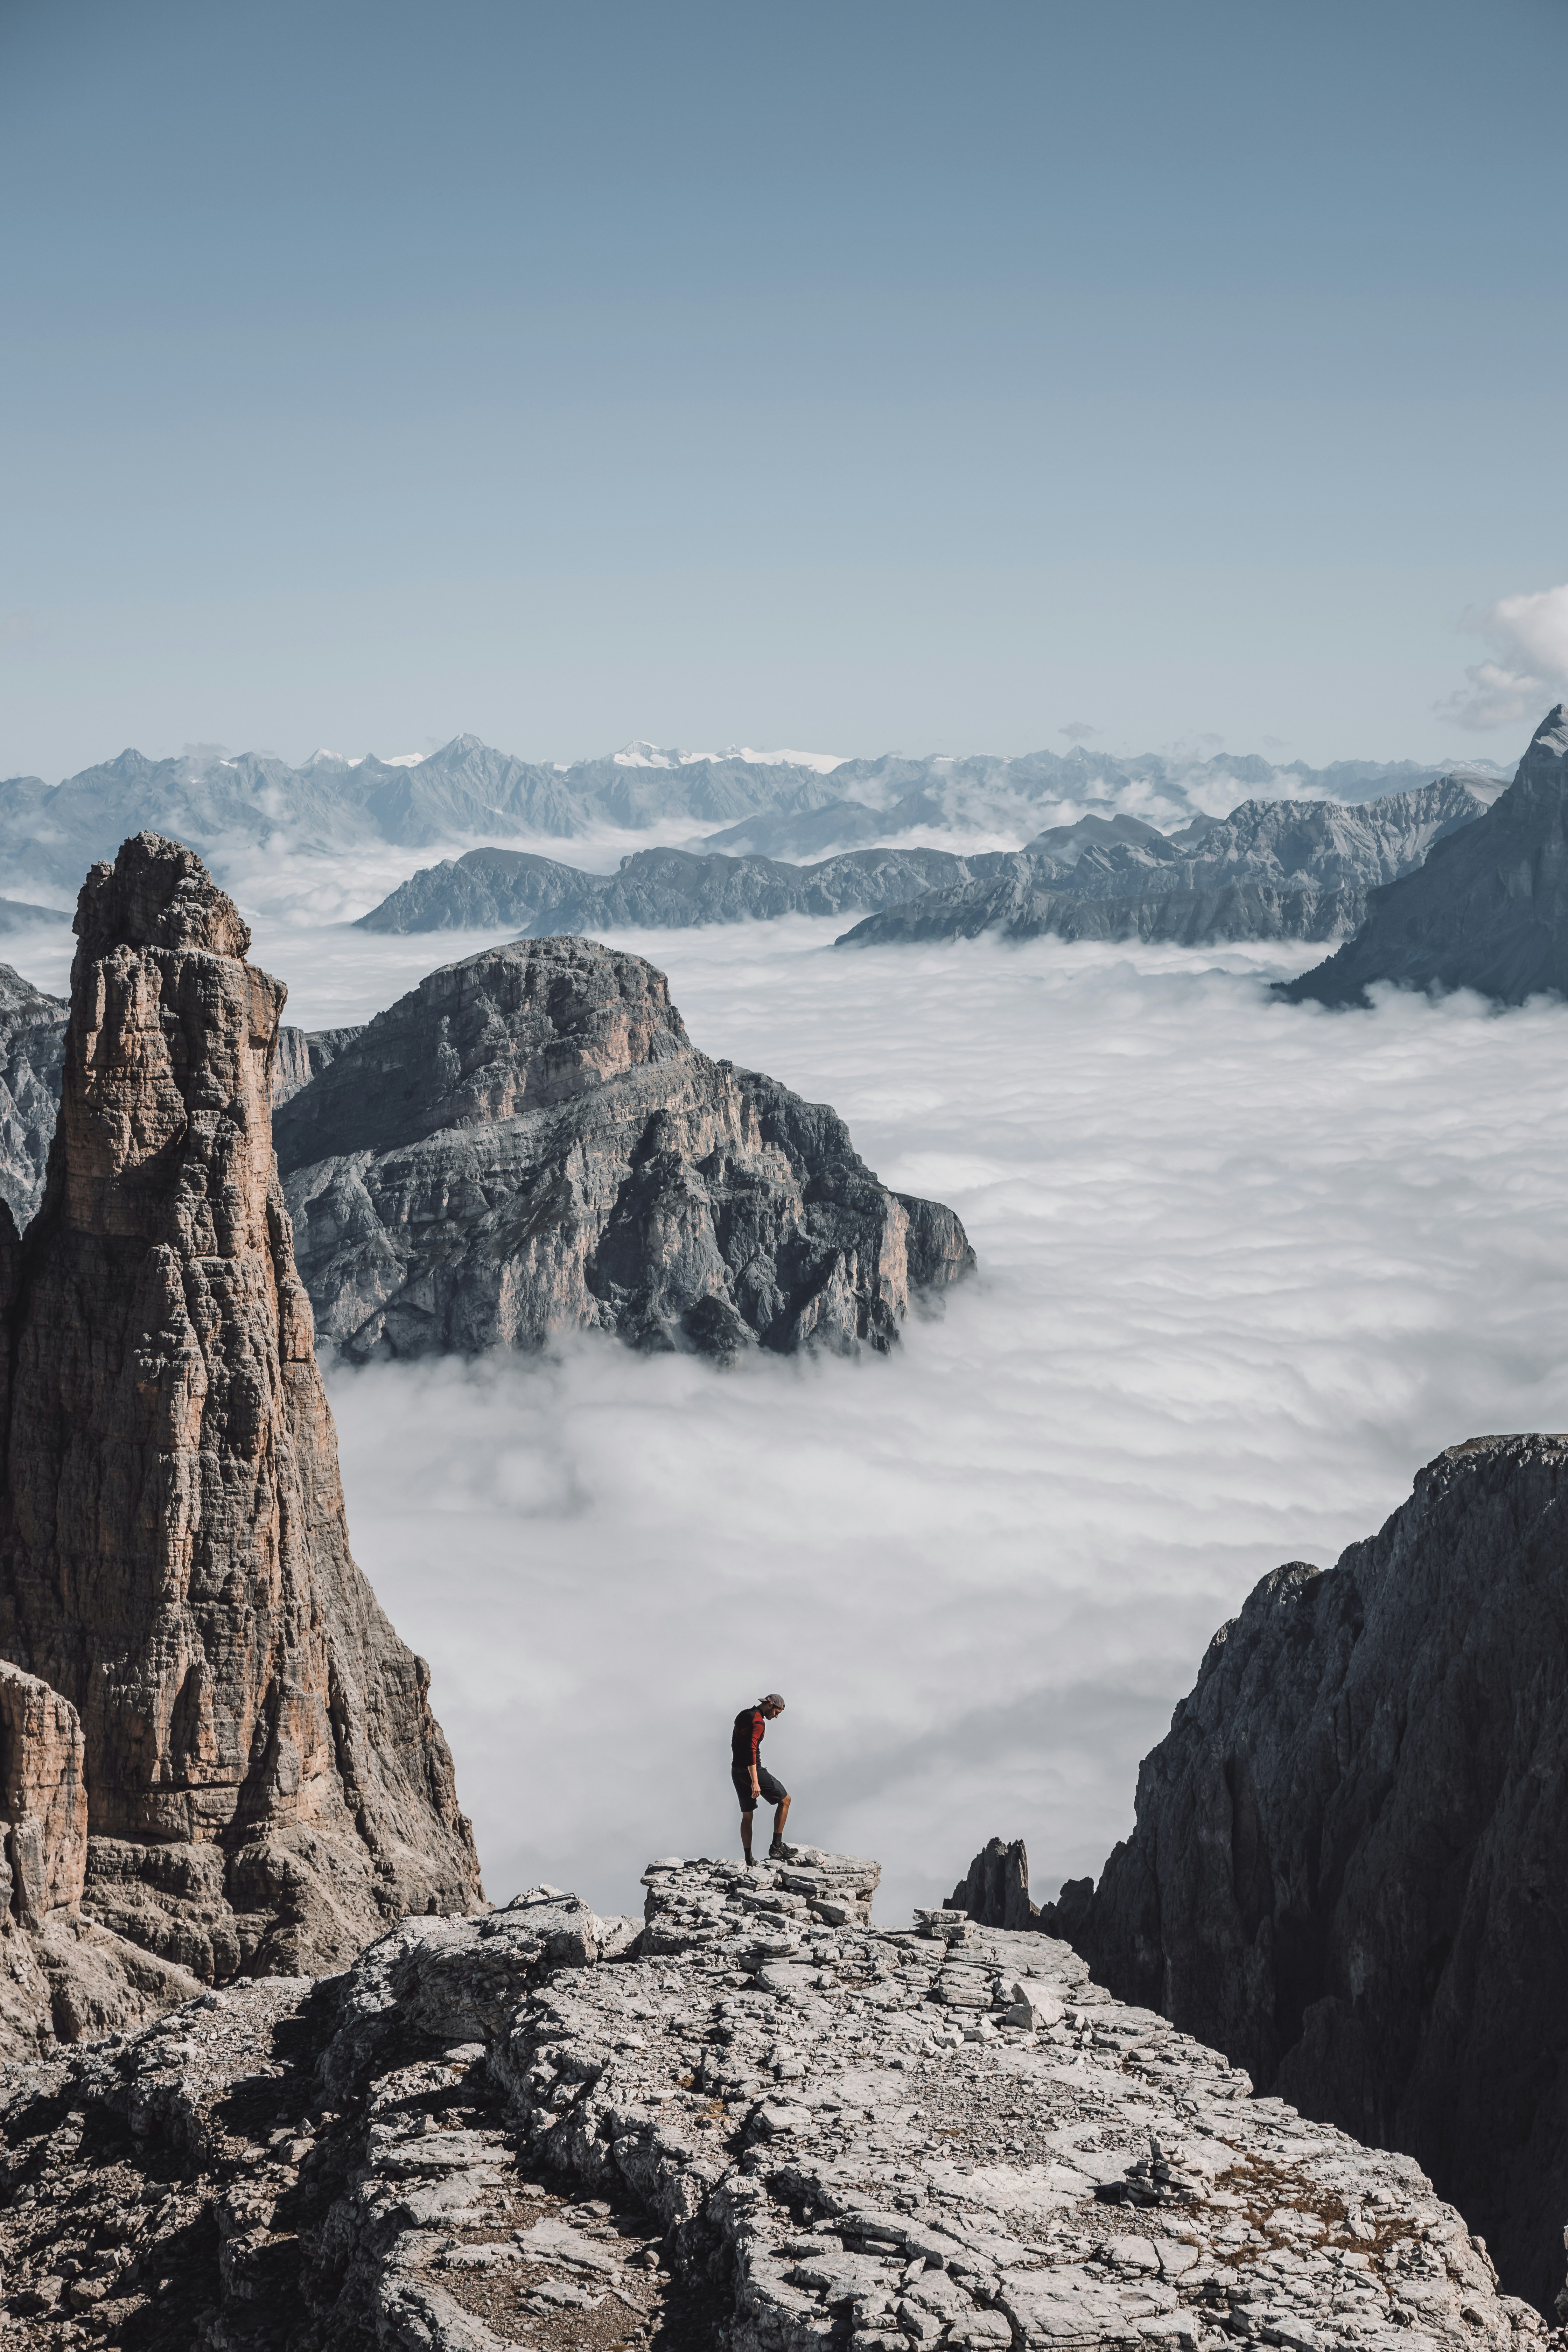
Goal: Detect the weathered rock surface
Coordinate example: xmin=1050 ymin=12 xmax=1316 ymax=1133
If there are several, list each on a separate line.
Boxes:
xmin=1285 ymin=708 xmax=1568 ymax=1006
xmin=837 ymin=779 xmax=1493 ymax=950
xmin=1054 ymin=1434 xmax=1568 ymax=2310
xmin=0 ymin=962 xmax=67 ymax=1229
xmin=0 ymin=832 xmax=482 ymax=2004
xmin=272 ymin=1022 xmax=363 ymax=1109
xmin=357 ymin=842 xmax=1006 ymax=934
xmin=0 ymin=1847 xmax=1549 ymax=2350
xmin=274 ymin=933 xmax=974 ymax=1363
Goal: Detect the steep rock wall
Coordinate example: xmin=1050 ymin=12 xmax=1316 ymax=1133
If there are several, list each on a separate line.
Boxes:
xmin=0 ymin=833 xmax=482 ymax=1986
xmin=1059 ymin=1434 xmax=1568 ymax=2306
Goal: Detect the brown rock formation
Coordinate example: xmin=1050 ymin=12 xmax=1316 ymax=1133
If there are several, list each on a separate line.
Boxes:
xmin=0 ymin=833 xmax=482 ymax=1989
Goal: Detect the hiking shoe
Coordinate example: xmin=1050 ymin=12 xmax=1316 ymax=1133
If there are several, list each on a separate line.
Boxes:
xmin=744 ymin=1854 xmax=758 ymax=1869
xmin=768 ymin=1839 xmax=788 ymax=1859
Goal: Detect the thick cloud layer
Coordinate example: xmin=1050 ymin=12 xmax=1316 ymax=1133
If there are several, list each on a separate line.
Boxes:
xmin=10 ymin=901 xmax=1566 ymax=1927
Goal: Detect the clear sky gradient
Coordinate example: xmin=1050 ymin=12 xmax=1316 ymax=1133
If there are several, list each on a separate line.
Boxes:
xmin=4 ymin=0 xmax=1566 ymax=776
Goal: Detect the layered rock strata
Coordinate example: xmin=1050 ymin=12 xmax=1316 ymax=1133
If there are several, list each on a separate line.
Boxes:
xmin=271 ymin=1022 xmax=363 ymax=1109
xmin=0 ymin=1848 xmax=1550 ymax=2350
xmin=274 ymin=933 xmax=974 ymax=1362
xmin=0 ymin=832 xmax=482 ymax=1993
xmin=1285 ymin=706 xmax=1568 ymax=1005
xmin=1056 ymin=1434 xmax=1568 ymax=2309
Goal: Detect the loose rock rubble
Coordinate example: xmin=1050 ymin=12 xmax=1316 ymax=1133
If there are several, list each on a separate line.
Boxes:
xmin=0 ymin=1850 xmax=1556 ymax=2351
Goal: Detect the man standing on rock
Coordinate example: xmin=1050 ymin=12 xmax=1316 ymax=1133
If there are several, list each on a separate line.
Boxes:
xmin=732 ymin=1695 xmax=790 ymax=1866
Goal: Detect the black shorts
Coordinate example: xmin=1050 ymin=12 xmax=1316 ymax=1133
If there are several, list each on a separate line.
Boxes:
xmin=732 ymin=1763 xmax=787 ymax=1814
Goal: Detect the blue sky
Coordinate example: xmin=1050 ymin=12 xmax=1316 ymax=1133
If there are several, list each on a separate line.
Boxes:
xmin=4 ymin=0 xmax=1566 ymax=775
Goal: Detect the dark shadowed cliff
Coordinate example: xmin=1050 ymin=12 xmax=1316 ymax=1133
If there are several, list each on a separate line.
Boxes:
xmin=1285 ymin=707 xmax=1568 ymax=1006
xmin=1056 ymin=1433 xmax=1568 ymax=2306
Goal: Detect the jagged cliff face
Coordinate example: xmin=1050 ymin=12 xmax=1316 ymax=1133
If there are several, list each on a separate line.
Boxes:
xmin=1062 ymin=1433 xmax=1568 ymax=2306
xmin=274 ymin=933 xmax=974 ymax=1362
xmin=0 ymin=833 xmax=481 ymax=1984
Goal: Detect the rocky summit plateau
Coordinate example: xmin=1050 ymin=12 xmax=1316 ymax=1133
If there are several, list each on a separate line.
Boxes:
xmin=0 ymin=1842 xmax=1549 ymax=2351
xmin=273 ymin=932 xmax=973 ymax=1362
xmin=0 ymin=832 xmax=482 ymax=2056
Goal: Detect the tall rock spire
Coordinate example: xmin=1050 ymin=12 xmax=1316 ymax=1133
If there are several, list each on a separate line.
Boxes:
xmin=0 ymin=833 xmax=481 ymax=1980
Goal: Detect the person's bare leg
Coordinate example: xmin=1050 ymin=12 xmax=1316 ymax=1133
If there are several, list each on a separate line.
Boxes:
xmin=770 ymin=1792 xmax=791 ymax=1851
xmin=741 ymin=1807 xmax=756 ymax=1864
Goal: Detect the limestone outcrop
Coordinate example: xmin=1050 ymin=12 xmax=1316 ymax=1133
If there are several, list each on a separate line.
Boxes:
xmin=0 ymin=1846 xmax=1550 ymax=2348
xmin=1285 ymin=706 xmax=1568 ymax=1005
xmin=0 ymin=832 xmax=482 ymax=1996
xmin=1055 ymin=1434 xmax=1568 ymax=2309
xmin=274 ymin=933 xmax=974 ymax=1362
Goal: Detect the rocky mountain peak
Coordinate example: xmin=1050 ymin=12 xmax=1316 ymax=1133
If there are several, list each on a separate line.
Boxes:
xmin=0 ymin=831 xmax=482 ymax=1995
xmin=72 ymin=828 xmax=252 ymax=961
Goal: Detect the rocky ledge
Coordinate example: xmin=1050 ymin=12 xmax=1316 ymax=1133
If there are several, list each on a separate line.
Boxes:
xmin=0 ymin=1846 xmax=1550 ymax=2351
xmin=273 ymin=933 xmax=973 ymax=1362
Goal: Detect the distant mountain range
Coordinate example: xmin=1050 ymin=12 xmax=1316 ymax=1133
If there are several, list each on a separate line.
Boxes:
xmin=0 ymin=734 xmax=1510 ymax=904
xmin=358 ymin=776 xmax=1500 ymax=945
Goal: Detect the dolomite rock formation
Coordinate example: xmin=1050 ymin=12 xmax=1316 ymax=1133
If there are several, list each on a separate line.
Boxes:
xmin=272 ymin=1021 xmax=363 ymax=1109
xmin=0 ymin=1660 xmax=202 ymax=2056
xmin=0 ymin=832 xmax=482 ymax=1991
xmin=1056 ymin=1434 xmax=1568 ymax=2310
xmin=1286 ymin=705 xmax=1568 ymax=1006
xmin=0 ymin=1846 xmax=1550 ymax=2350
xmin=0 ymin=962 xmax=66 ymax=1229
xmin=273 ymin=933 xmax=974 ymax=1362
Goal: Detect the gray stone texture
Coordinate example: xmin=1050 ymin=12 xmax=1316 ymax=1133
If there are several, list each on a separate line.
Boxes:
xmin=274 ymin=933 xmax=974 ymax=1363
xmin=0 ymin=1847 xmax=1548 ymax=2348
xmin=1054 ymin=1434 xmax=1568 ymax=2309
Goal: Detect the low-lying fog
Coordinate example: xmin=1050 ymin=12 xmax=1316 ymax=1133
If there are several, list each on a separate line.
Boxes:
xmin=12 ymin=901 xmax=1568 ymax=1930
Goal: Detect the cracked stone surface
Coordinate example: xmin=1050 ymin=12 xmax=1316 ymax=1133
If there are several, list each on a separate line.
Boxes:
xmin=0 ymin=1848 xmax=1552 ymax=2351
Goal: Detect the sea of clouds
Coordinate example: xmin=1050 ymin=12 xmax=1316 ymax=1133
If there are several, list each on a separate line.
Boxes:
xmin=13 ymin=897 xmax=1568 ymax=1933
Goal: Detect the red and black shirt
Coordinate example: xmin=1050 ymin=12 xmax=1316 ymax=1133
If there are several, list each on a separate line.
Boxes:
xmin=732 ymin=1706 xmax=766 ymax=1771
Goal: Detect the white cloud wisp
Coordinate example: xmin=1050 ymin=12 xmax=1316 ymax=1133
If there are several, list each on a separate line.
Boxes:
xmin=1443 ymin=583 xmax=1568 ymax=731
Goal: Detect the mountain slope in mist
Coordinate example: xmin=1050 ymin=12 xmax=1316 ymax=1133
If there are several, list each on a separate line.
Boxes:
xmin=0 ymin=734 xmax=1508 ymax=901
xmin=837 ymin=775 xmax=1495 ymax=949
xmin=1286 ymin=706 xmax=1568 ymax=1007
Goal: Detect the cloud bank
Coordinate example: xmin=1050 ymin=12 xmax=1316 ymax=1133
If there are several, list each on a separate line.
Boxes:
xmin=1444 ymin=583 xmax=1568 ymax=730
xmin=278 ymin=918 xmax=1568 ymax=1930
